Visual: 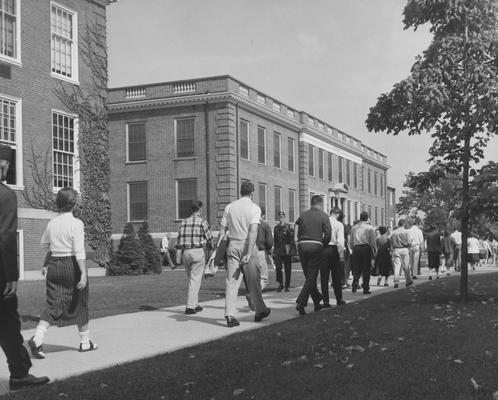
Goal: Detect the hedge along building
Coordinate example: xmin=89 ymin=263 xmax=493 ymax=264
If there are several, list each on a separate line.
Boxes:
xmin=107 ymin=75 xmax=393 ymax=240
xmin=0 ymin=0 xmax=116 ymax=279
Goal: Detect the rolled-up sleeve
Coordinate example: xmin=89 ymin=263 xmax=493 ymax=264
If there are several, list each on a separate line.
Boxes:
xmin=72 ymin=219 xmax=86 ymax=260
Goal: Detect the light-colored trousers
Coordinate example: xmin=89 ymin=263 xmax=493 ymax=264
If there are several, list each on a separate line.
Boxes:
xmin=392 ymin=248 xmax=412 ymax=284
xmin=258 ymin=250 xmax=269 ymax=289
xmin=408 ymin=245 xmax=421 ymax=276
xmin=182 ymin=248 xmax=205 ymax=309
xmin=225 ymin=241 xmax=267 ymax=317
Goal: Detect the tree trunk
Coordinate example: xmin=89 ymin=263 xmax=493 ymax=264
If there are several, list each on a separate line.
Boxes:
xmin=460 ymin=132 xmax=471 ymax=301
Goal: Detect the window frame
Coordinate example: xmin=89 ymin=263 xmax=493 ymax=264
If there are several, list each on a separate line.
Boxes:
xmin=125 ymin=122 xmax=147 ymax=163
xmin=346 ymin=159 xmax=351 ymax=186
xmin=52 ymin=108 xmax=79 ymax=192
xmin=174 ymin=117 xmax=196 ymax=158
xmin=274 ymin=185 xmax=282 ymax=222
xmin=368 ymin=169 xmax=372 ymax=193
xmin=353 ymin=163 xmax=358 ymax=189
xmin=50 ymin=2 xmax=79 ymax=84
xmin=288 ymin=189 xmax=296 ymax=223
xmin=0 ymin=93 xmax=23 ymax=189
xmin=239 ymin=119 xmax=250 ymax=160
xmin=308 ymin=144 xmax=315 ymax=177
xmin=273 ymin=132 xmax=281 ymax=169
xmin=287 ymin=137 xmax=295 ymax=172
xmin=327 ymin=152 xmax=333 ymax=182
xmin=318 ymin=148 xmax=324 ymax=179
xmin=176 ymin=178 xmax=197 ymax=220
xmin=338 ymin=156 xmax=343 ymax=182
xmin=0 ymin=0 xmax=21 ymax=65
xmin=127 ymin=181 xmax=148 ymax=223
xmin=374 ymin=171 xmax=378 ymax=196
xmin=258 ymin=182 xmax=267 ymax=214
xmin=257 ymin=126 xmax=266 ymax=165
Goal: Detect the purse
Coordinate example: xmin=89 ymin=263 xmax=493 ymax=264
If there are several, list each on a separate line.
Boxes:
xmin=214 ymin=235 xmax=229 ymax=266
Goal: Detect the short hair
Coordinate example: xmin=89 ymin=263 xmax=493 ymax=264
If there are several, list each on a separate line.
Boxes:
xmin=56 ymin=187 xmax=78 ymax=212
xmin=311 ymin=195 xmax=323 ymax=206
xmin=260 ymin=206 xmax=266 ymax=216
xmin=240 ymin=180 xmax=254 ymax=196
xmin=379 ymin=226 xmax=387 ymax=235
xmin=360 ymin=211 xmax=369 ymax=221
xmin=191 ymin=200 xmax=203 ymax=213
xmin=337 ymin=210 xmax=345 ymax=223
xmin=330 ymin=207 xmax=341 ymax=216
xmin=398 ymin=219 xmax=405 ymax=227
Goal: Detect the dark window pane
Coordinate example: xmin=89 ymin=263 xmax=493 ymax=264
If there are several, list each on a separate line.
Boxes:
xmin=240 ymin=120 xmax=249 ymax=159
xmin=176 ymin=119 xmax=195 ymax=157
xmin=287 ymin=138 xmax=294 ymax=172
xmin=273 ymin=133 xmax=280 ymax=168
xmin=177 ymin=179 xmax=197 ymax=219
xmin=257 ymin=127 xmax=266 ymax=164
xmin=128 ymin=123 xmax=146 ymax=161
xmin=129 ymin=182 xmax=148 ymax=221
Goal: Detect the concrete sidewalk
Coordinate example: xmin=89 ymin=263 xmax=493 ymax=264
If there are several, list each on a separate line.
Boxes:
xmin=0 ymin=266 xmax=495 ymax=395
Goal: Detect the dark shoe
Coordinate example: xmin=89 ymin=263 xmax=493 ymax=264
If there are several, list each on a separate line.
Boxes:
xmin=225 ymin=316 xmax=240 ymax=328
xmin=406 ymin=281 xmax=414 ymax=288
xmin=314 ymin=304 xmax=323 ymax=312
xmin=245 ymin=295 xmax=255 ymax=311
xmin=377 ymin=277 xmax=382 ymax=286
xmin=9 ymin=374 xmax=49 ymax=391
xmin=383 ymin=283 xmax=389 ymax=287
xmin=28 ymin=337 xmax=45 ymax=359
xmin=194 ymin=306 xmax=203 ymax=312
xmin=429 ymin=275 xmax=432 ymax=280
xmin=254 ymin=308 xmax=271 ymax=322
xmin=79 ymin=341 xmax=98 ymax=352
xmin=185 ymin=308 xmax=197 ymax=315
xmin=352 ymin=280 xmax=358 ymax=293
xmin=285 ymin=287 xmax=290 ymax=292
xmin=337 ymin=300 xmax=346 ymax=306
xmin=296 ymin=304 xmax=306 ymax=315
xmin=394 ymin=282 xmax=399 ymax=288
xmin=277 ymin=284 xmax=284 ymax=292
xmin=412 ymin=275 xmax=418 ymax=280
xmin=363 ymin=291 xmax=372 ymax=295
xmin=322 ymin=303 xmax=332 ymax=308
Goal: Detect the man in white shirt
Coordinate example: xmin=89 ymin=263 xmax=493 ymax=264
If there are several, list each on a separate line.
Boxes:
xmin=405 ymin=218 xmax=425 ymax=278
xmin=219 ymin=181 xmax=270 ymax=328
xmin=450 ymin=228 xmax=462 ymax=271
xmin=320 ymin=207 xmax=346 ymax=307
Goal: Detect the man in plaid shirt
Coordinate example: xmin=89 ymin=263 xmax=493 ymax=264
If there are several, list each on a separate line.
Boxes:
xmin=176 ymin=200 xmax=213 ymax=315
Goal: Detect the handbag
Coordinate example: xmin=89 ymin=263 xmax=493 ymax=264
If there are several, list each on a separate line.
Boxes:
xmin=204 ymin=252 xmax=218 ymax=279
xmin=214 ymin=235 xmax=229 ymax=266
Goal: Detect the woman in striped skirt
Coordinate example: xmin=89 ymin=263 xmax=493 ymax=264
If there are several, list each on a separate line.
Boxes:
xmin=28 ymin=188 xmax=97 ymax=359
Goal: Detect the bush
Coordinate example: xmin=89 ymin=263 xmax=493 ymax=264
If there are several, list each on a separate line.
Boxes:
xmin=109 ymin=223 xmax=145 ymax=276
xmin=138 ymin=221 xmax=162 ymax=274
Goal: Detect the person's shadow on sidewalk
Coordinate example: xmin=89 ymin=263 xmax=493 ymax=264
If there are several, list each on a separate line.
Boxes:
xmin=167 ymin=310 xmax=227 ymax=328
xmin=23 ymin=342 xmax=74 ymax=358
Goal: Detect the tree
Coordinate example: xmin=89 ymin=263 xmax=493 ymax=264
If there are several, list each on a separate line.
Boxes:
xmin=366 ymin=0 xmax=498 ymax=300
xmin=110 ymin=223 xmax=144 ymax=276
xmin=137 ymin=222 xmax=162 ymax=274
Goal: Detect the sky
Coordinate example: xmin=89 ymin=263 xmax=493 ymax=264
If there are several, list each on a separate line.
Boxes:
xmin=106 ymin=0 xmax=498 ymax=193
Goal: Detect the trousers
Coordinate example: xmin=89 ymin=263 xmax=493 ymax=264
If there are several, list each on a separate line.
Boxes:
xmin=392 ymin=248 xmax=412 ymax=284
xmin=352 ymin=244 xmax=373 ymax=292
xmin=409 ymin=245 xmax=421 ymax=276
xmin=296 ymin=242 xmax=323 ymax=307
xmin=275 ymin=254 xmax=292 ymax=288
xmin=0 ymin=288 xmax=32 ymax=378
xmin=225 ymin=241 xmax=267 ymax=316
xmin=320 ymin=245 xmax=343 ymax=304
xmin=182 ymin=248 xmax=206 ymax=309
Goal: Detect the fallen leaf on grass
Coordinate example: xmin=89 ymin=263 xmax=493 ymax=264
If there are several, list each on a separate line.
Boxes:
xmin=492 ymin=391 xmax=498 ymax=400
xmin=453 ymin=359 xmax=464 ymax=364
xmin=58 ymin=394 xmax=69 ymax=398
xmin=233 ymin=388 xmax=245 ymax=395
xmin=100 ymin=383 xmax=108 ymax=388
xmin=276 ymin=332 xmax=281 ymax=336
xmin=368 ymin=341 xmax=379 ymax=349
xmin=485 ymin=350 xmax=494 ymax=359
xmin=282 ymin=360 xmax=293 ymax=366
xmin=188 ymin=353 xmax=196 ymax=359
xmin=184 ymin=382 xmax=195 ymax=387
xmin=337 ymin=356 xmax=349 ymax=364
xmin=397 ymin=337 xmax=405 ymax=342
xmin=298 ymin=355 xmax=308 ymax=362
xmin=346 ymin=364 xmax=354 ymax=369
xmin=470 ymin=377 xmax=482 ymax=392
xmin=314 ymin=363 xmax=324 ymax=369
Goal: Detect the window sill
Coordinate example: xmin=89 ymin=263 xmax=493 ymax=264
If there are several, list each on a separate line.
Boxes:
xmin=173 ymin=157 xmax=197 ymax=161
xmin=6 ymin=184 xmax=25 ymax=191
xmin=128 ymin=220 xmax=146 ymax=224
xmin=51 ymin=72 xmax=80 ymax=86
xmin=0 ymin=55 xmax=22 ymax=67
xmin=125 ymin=161 xmax=147 ymax=165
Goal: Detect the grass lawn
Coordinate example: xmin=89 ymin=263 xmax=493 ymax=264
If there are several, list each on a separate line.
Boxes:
xmin=6 ymin=272 xmax=498 ymax=400
xmin=17 ymin=265 xmax=306 ymax=330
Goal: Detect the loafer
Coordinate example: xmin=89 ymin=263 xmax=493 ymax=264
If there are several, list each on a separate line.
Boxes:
xmin=394 ymin=282 xmax=399 ymax=288
xmin=277 ymin=285 xmax=284 ymax=292
xmin=9 ymin=374 xmax=49 ymax=391
xmin=79 ymin=341 xmax=98 ymax=352
xmin=254 ymin=308 xmax=271 ymax=322
xmin=225 ymin=316 xmax=240 ymax=328
xmin=429 ymin=275 xmax=432 ymax=280
xmin=322 ymin=303 xmax=332 ymax=309
xmin=314 ymin=304 xmax=323 ymax=312
xmin=28 ymin=337 xmax=45 ymax=359
xmin=352 ymin=280 xmax=358 ymax=293
xmin=285 ymin=287 xmax=290 ymax=292
xmin=194 ymin=306 xmax=203 ymax=312
xmin=296 ymin=304 xmax=306 ymax=315
xmin=412 ymin=276 xmax=418 ymax=280
xmin=363 ymin=291 xmax=372 ymax=295
xmin=185 ymin=308 xmax=197 ymax=315
xmin=337 ymin=300 xmax=346 ymax=306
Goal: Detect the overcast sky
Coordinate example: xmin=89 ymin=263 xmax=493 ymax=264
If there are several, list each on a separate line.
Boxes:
xmin=106 ymin=0 xmax=498 ymax=192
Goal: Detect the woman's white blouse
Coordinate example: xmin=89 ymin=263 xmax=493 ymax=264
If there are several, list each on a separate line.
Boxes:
xmin=41 ymin=212 xmax=86 ymax=260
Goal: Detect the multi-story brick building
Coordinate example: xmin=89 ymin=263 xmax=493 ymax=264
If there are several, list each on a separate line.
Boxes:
xmin=108 ymin=75 xmax=394 ymax=240
xmin=0 ymin=0 xmax=114 ymax=278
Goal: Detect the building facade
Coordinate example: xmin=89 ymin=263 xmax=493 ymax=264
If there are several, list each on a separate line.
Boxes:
xmin=108 ymin=76 xmax=394 ymax=239
xmin=0 ymin=0 xmax=114 ymax=278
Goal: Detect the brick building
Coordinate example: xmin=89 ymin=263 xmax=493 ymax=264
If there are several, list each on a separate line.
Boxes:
xmin=108 ymin=75 xmax=395 ymax=240
xmin=0 ymin=0 xmax=114 ymax=278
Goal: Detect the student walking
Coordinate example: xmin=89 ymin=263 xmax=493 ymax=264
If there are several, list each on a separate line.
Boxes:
xmin=375 ymin=227 xmax=391 ymax=286
xmin=273 ymin=211 xmax=294 ymax=292
xmin=29 ymin=188 xmax=97 ymax=359
xmin=425 ymin=226 xmax=442 ymax=279
xmin=176 ymin=200 xmax=213 ymax=315
xmin=390 ymin=219 xmax=413 ymax=288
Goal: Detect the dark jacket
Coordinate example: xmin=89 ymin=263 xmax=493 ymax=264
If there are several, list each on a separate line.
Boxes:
xmin=257 ymin=220 xmax=274 ymax=251
xmin=295 ymin=207 xmax=331 ymax=245
xmin=273 ymin=222 xmax=294 ymax=256
xmin=0 ymin=182 xmax=18 ymax=283
xmin=425 ymin=231 xmax=442 ymax=253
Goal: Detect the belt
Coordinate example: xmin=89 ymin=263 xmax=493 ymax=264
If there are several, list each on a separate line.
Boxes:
xmin=393 ymin=246 xmax=407 ymax=249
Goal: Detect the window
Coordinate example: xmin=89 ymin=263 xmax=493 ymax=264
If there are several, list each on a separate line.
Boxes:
xmin=381 ymin=208 xmax=384 ymax=225
xmin=273 ymin=132 xmax=281 ymax=168
xmin=0 ymin=0 xmax=20 ymax=63
xmin=353 ymin=163 xmax=358 ymax=189
xmin=257 ymin=126 xmax=266 ymax=164
xmin=327 ymin=153 xmax=333 ymax=181
xmin=258 ymin=183 xmax=267 ymax=212
xmin=361 ymin=167 xmax=365 ymax=191
xmin=288 ymin=189 xmax=296 ymax=222
xmin=287 ymin=138 xmax=295 ymax=172
xmin=128 ymin=182 xmax=147 ymax=222
xmin=346 ymin=160 xmax=351 ymax=186
xmin=318 ymin=149 xmax=324 ymax=179
xmin=0 ymin=95 xmax=21 ymax=186
xmin=374 ymin=172 xmax=378 ymax=195
xmin=368 ymin=169 xmax=372 ymax=193
xmin=338 ymin=156 xmax=343 ymax=182
xmin=308 ymin=144 xmax=314 ymax=176
xmin=380 ymin=175 xmax=384 ymax=197
xmin=240 ymin=120 xmax=249 ymax=160
xmin=52 ymin=111 xmax=78 ymax=189
xmin=177 ymin=179 xmax=197 ymax=219
xmin=368 ymin=205 xmax=372 ymax=219
xmin=375 ymin=207 xmax=379 ymax=225
xmin=51 ymin=3 xmax=78 ymax=81
xmin=175 ymin=118 xmax=195 ymax=157
xmin=274 ymin=186 xmax=281 ymax=221
xmin=347 ymin=200 xmax=352 ymax=225
xmin=126 ymin=123 xmax=146 ymax=162
xmin=354 ymin=201 xmax=359 ymax=221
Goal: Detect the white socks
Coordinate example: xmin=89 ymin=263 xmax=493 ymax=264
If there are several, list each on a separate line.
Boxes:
xmin=33 ymin=325 xmax=48 ymax=346
xmin=79 ymin=329 xmax=90 ymax=349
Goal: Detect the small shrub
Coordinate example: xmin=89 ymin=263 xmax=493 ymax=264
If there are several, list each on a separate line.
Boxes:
xmin=109 ymin=223 xmax=145 ymax=275
xmin=138 ymin=221 xmax=162 ymax=274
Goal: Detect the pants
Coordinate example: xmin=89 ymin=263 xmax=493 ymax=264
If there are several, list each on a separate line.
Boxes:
xmin=320 ymin=245 xmax=343 ymax=304
xmin=296 ymin=242 xmax=323 ymax=307
xmin=428 ymin=252 xmax=441 ymax=272
xmin=257 ymin=250 xmax=269 ymax=289
xmin=275 ymin=254 xmax=292 ymax=288
xmin=0 ymin=288 xmax=32 ymax=379
xmin=408 ymin=245 xmax=421 ymax=276
xmin=183 ymin=248 xmax=206 ymax=309
xmin=341 ymin=253 xmax=351 ymax=286
xmin=443 ymin=252 xmax=454 ymax=269
xmin=225 ymin=241 xmax=267 ymax=316
xmin=392 ymin=248 xmax=412 ymax=284
xmin=352 ymin=244 xmax=373 ymax=293
xmin=453 ymin=246 xmax=461 ymax=271
xmin=162 ymin=249 xmax=175 ymax=267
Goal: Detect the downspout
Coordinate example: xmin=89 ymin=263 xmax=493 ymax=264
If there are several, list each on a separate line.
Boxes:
xmin=204 ymin=102 xmax=211 ymax=224
xmin=235 ymin=103 xmax=240 ymax=194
